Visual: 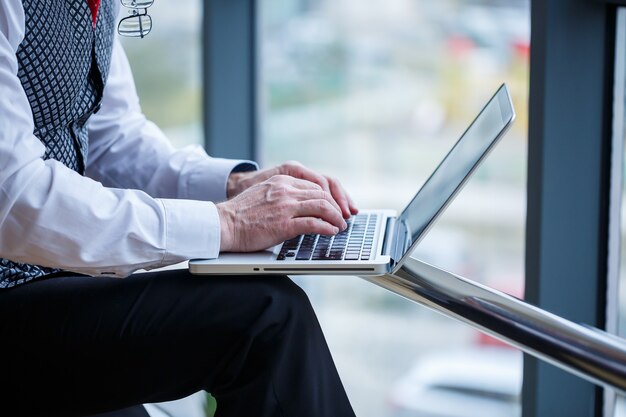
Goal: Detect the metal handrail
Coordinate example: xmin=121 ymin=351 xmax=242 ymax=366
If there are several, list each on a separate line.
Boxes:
xmin=361 ymin=257 xmax=626 ymax=393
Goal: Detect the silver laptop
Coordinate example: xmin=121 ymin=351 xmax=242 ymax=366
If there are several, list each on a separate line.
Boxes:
xmin=189 ymin=84 xmax=515 ymax=276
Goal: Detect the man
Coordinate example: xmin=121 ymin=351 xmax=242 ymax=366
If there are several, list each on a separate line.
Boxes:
xmin=0 ymin=1 xmax=358 ymax=416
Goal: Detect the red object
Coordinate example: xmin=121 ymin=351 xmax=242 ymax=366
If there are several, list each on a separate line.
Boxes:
xmin=477 ymin=332 xmax=512 ymax=348
xmin=87 ymin=0 xmax=101 ymax=27
xmin=447 ymin=35 xmax=475 ymax=60
xmin=513 ymin=40 xmax=531 ymax=62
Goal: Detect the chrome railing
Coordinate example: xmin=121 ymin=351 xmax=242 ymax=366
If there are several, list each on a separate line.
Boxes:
xmin=361 ymin=257 xmax=626 ymax=393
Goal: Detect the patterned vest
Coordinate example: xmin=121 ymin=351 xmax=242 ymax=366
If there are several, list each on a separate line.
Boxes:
xmin=0 ymin=0 xmax=116 ymax=289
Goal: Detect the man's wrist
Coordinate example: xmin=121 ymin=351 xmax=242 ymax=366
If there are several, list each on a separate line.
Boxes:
xmin=216 ymin=203 xmax=236 ymax=252
xmin=226 ymin=172 xmax=245 ymax=199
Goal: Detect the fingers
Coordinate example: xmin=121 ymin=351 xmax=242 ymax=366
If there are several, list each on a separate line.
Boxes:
xmin=269 ymin=175 xmax=344 ymax=215
xmin=289 ymin=217 xmax=340 ymax=237
xmin=277 ymin=163 xmax=359 ymax=217
xmin=296 ymin=188 xmax=342 ymax=215
xmin=271 ymin=177 xmax=346 ymax=233
xmin=281 ymin=162 xmax=331 ymax=194
xmin=285 ymin=176 xmax=323 ymax=191
xmin=295 ymin=199 xmax=347 ymax=230
xmin=326 ymin=176 xmax=358 ymax=218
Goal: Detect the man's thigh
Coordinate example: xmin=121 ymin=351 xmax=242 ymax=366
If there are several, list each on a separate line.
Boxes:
xmin=0 ymin=270 xmax=297 ymax=417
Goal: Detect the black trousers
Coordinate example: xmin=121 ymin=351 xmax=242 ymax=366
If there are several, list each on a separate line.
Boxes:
xmin=0 ymin=270 xmax=356 ymax=417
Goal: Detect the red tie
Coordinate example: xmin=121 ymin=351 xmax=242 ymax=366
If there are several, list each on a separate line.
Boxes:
xmin=87 ymin=0 xmax=101 ymax=28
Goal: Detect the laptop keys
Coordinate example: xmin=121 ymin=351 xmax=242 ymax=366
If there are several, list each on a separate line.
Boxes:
xmin=277 ymin=236 xmax=302 ymax=260
xmin=277 ymin=214 xmax=378 ymax=261
xmin=296 ymin=234 xmax=316 ymax=260
xmin=312 ymin=251 xmax=344 ymax=261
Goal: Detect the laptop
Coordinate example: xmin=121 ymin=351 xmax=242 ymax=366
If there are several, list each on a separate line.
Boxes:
xmin=189 ymin=84 xmax=515 ymax=276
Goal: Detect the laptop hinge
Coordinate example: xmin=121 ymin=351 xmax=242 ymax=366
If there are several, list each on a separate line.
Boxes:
xmin=382 ymin=217 xmax=397 ymax=259
xmin=390 ymin=218 xmax=411 ymax=271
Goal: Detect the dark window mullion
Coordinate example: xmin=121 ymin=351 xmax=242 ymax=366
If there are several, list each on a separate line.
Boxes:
xmin=203 ymin=0 xmax=257 ymax=160
xmin=524 ymin=1 xmax=616 ymax=416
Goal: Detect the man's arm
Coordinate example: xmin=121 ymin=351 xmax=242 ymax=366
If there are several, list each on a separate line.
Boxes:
xmin=0 ymin=1 xmax=348 ymax=276
xmin=0 ymin=6 xmax=219 ymax=277
xmin=84 ymin=38 xmax=355 ymax=254
xmin=86 ymin=39 xmax=256 ymax=203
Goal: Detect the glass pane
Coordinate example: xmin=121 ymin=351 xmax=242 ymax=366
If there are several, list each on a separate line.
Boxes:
xmin=614 ymin=7 xmax=626 ymax=417
xmin=261 ymin=1 xmax=529 ymax=416
xmin=120 ymin=0 xmax=203 ymax=147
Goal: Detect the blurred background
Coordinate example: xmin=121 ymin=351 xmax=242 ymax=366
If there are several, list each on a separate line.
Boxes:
xmin=122 ymin=0 xmax=530 ymax=415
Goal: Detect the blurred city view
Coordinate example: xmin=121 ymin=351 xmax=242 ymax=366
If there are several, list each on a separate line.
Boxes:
xmin=123 ymin=0 xmax=530 ymax=416
xmin=261 ymin=1 xmax=528 ymax=415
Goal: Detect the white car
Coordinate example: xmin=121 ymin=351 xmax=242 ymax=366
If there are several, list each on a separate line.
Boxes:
xmin=387 ymin=346 xmax=522 ymax=417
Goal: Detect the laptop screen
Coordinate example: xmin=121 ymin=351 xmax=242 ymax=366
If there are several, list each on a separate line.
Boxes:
xmin=395 ymin=84 xmax=515 ymax=266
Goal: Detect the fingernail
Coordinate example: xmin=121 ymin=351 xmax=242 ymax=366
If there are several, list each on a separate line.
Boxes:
xmin=342 ymin=221 xmax=348 ymax=230
xmin=334 ymin=227 xmax=340 ymax=234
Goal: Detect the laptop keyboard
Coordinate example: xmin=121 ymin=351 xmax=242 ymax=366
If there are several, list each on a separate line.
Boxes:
xmin=277 ymin=214 xmax=378 ymax=261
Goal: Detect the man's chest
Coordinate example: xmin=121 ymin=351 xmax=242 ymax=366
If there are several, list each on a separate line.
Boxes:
xmin=15 ymin=0 xmax=116 ymax=132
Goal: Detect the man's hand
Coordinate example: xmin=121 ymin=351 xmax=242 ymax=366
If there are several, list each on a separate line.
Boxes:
xmin=217 ymin=175 xmax=348 ymax=253
xmin=227 ymin=161 xmax=358 ymax=219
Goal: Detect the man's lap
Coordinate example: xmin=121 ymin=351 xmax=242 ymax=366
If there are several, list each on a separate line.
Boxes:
xmin=0 ymin=269 xmax=300 ymax=416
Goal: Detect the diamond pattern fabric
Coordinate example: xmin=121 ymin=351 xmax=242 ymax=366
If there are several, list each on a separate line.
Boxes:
xmin=0 ymin=0 xmax=115 ymax=289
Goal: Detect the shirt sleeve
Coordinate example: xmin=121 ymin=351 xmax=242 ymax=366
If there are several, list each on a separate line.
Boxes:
xmin=0 ymin=5 xmax=222 ymax=278
xmin=85 ymin=38 xmax=258 ymax=203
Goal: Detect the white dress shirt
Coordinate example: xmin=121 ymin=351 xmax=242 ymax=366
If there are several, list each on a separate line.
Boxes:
xmin=0 ymin=0 xmax=256 ymax=278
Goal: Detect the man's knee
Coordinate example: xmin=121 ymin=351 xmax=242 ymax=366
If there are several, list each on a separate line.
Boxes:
xmin=251 ymin=275 xmax=316 ymax=324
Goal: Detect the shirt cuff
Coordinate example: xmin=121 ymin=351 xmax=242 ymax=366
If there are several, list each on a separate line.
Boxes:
xmin=158 ymin=198 xmax=221 ymax=264
xmin=181 ymin=157 xmax=258 ymax=203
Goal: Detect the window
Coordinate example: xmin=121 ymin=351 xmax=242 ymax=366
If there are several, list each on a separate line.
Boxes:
xmin=120 ymin=0 xmax=203 ymax=148
xmin=261 ymin=0 xmax=529 ymax=416
xmin=118 ymin=0 xmax=621 ymax=413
